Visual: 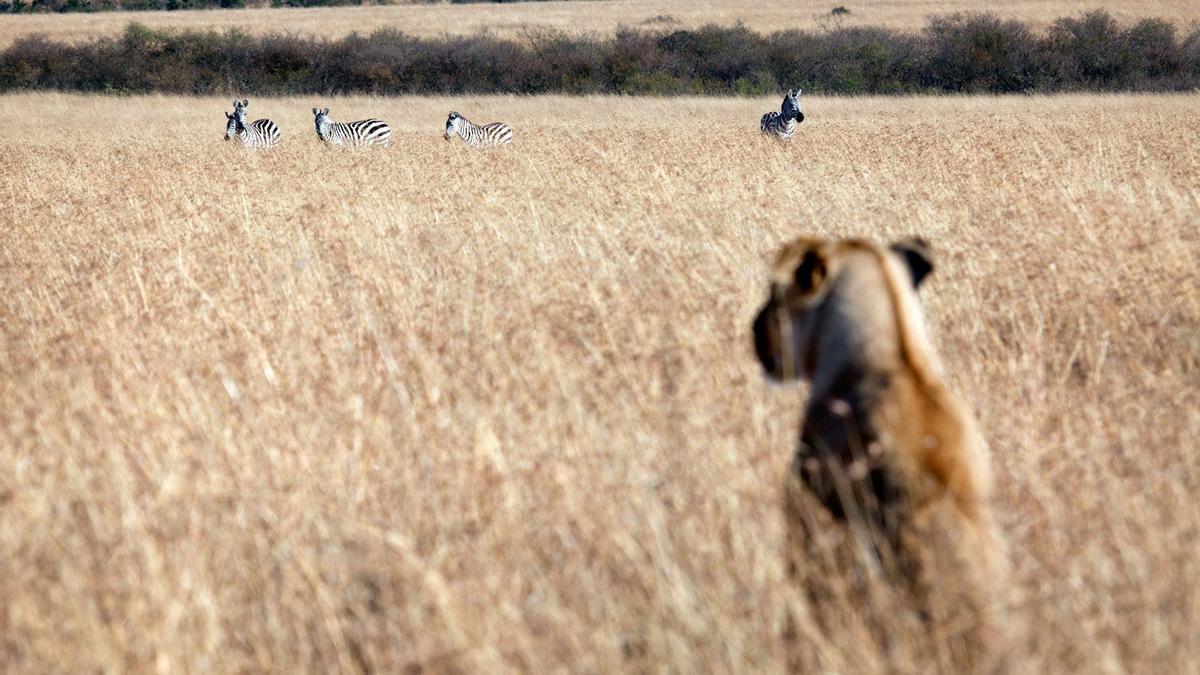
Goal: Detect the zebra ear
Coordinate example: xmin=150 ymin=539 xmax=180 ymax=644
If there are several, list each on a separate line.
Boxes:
xmin=323 ymin=108 xmax=330 ymax=115
xmin=312 ymin=107 xmax=318 ymax=115
xmin=242 ymin=99 xmax=249 ymax=107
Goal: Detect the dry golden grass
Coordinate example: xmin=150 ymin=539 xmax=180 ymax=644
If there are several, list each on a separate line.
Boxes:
xmin=2 ymin=0 xmax=1199 ymax=47
xmin=2 ymin=91 xmax=1198 ymax=672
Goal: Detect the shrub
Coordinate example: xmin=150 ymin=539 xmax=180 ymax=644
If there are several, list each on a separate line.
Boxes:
xmin=767 ymin=27 xmax=920 ymax=94
xmin=655 ymin=24 xmax=769 ymax=92
xmin=1045 ymin=11 xmax=1136 ymax=88
xmin=603 ymin=29 xmax=666 ymax=92
xmin=1125 ymin=18 xmax=1181 ymax=80
xmin=1184 ymin=29 xmax=1200 ymax=78
xmin=922 ymin=13 xmax=1046 ymax=92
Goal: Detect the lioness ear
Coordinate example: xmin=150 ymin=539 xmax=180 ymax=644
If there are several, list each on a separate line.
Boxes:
xmin=891 ymin=238 xmax=933 ymax=288
xmin=794 ymin=249 xmax=827 ymax=294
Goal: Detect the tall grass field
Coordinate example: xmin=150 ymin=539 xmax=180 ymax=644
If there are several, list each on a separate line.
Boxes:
xmin=2 ymin=92 xmax=1198 ymax=672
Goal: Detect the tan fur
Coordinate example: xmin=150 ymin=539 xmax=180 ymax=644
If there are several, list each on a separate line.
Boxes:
xmin=752 ymin=237 xmax=1009 ymax=672
xmin=861 ymin=241 xmax=990 ymax=521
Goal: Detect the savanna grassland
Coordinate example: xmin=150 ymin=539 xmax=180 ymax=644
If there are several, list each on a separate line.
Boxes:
xmin=2 ymin=0 xmax=1199 ymax=47
xmin=2 ymin=92 xmax=1199 ymax=672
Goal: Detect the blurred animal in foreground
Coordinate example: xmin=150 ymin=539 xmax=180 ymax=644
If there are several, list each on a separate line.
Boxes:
xmin=752 ymin=236 xmax=1010 ymax=671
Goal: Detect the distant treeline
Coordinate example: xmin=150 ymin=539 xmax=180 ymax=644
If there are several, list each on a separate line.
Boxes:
xmin=3 ymin=12 xmax=1199 ymax=95
xmin=2 ymin=0 xmax=552 ymax=11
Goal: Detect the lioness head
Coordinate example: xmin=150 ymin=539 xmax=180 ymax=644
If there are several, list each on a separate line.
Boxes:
xmin=752 ymin=237 xmax=933 ymax=381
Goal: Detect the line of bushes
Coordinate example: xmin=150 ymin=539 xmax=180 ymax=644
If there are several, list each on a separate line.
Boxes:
xmin=3 ymin=12 xmax=1199 ymax=95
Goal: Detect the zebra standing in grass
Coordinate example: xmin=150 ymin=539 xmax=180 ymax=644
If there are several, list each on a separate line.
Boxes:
xmin=313 ymin=107 xmax=392 ymax=147
xmin=760 ymin=88 xmax=805 ymax=141
xmin=444 ymin=111 xmax=513 ymax=148
xmin=224 ymin=99 xmax=281 ymax=148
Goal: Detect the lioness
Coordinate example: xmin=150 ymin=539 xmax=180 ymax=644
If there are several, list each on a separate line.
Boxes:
xmin=752 ymin=237 xmax=1007 ymax=671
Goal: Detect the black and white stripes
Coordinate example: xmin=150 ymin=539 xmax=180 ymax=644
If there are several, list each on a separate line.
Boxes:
xmin=313 ymin=107 xmax=392 ymax=148
xmin=444 ymin=111 xmax=514 ymax=148
xmin=219 ymin=96 xmax=813 ymax=150
xmin=224 ymin=99 xmax=281 ymax=148
xmin=760 ymin=88 xmax=805 ymax=141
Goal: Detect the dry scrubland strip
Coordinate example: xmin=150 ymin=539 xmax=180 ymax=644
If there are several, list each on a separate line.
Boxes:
xmin=7 ymin=11 xmax=1198 ymax=96
xmin=1 ymin=93 xmax=1198 ymax=672
xmin=1 ymin=0 xmax=1199 ymax=46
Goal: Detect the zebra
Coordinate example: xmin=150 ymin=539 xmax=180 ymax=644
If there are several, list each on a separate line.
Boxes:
xmin=760 ymin=88 xmax=805 ymax=141
xmin=444 ymin=111 xmax=513 ymax=148
xmin=312 ymin=107 xmax=392 ymax=147
xmin=224 ymin=99 xmax=281 ymax=148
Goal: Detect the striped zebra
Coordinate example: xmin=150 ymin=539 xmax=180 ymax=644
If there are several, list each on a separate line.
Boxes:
xmin=224 ymin=99 xmax=281 ymax=148
xmin=760 ymin=88 xmax=805 ymax=141
xmin=313 ymin=107 xmax=392 ymax=147
xmin=444 ymin=111 xmax=513 ymax=148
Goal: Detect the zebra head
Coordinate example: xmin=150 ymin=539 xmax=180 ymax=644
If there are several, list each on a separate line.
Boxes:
xmin=232 ymin=99 xmax=249 ymax=125
xmin=313 ymin=107 xmax=332 ymax=139
xmin=224 ymin=101 xmax=248 ymax=140
xmin=782 ymin=88 xmax=805 ymax=123
xmin=444 ymin=112 xmax=461 ymax=141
